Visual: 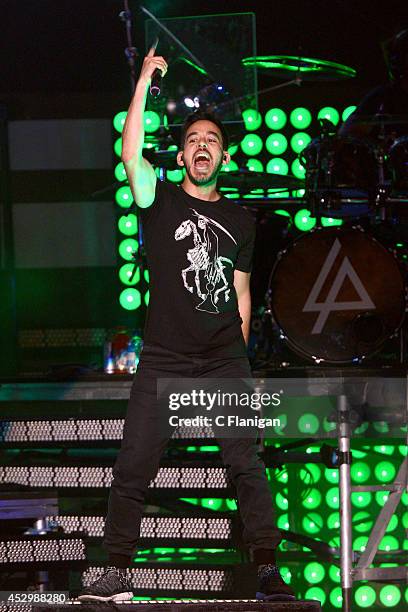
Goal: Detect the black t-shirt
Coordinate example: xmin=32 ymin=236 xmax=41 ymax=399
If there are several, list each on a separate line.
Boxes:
xmin=139 ymin=180 xmax=256 ymax=357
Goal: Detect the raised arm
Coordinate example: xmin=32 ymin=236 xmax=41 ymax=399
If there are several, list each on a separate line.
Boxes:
xmin=121 ymin=47 xmax=168 ymax=208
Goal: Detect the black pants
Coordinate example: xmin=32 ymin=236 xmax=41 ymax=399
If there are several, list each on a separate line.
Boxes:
xmin=103 ymin=343 xmax=281 ymax=559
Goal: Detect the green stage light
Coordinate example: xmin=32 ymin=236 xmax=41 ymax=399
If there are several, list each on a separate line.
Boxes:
xmin=374 ymin=444 xmax=395 ymax=455
xmin=302 ymin=488 xmax=322 ymax=510
xmin=330 ymin=587 xmax=343 ymax=608
xmin=380 ymin=585 xmax=401 ymax=608
xmin=119 ymin=288 xmax=141 ymax=310
xmin=326 ymin=487 xmax=340 ymax=509
xmin=294 ymin=209 xmax=316 ymax=231
xmin=291 ymin=159 xmax=306 ymax=179
xmin=302 ymin=512 xmax=323 ymax=534
xmin=274 ymin=209 xmax=291 ymax=218
xmin=118 ymin=214 xmax=138 ymax=236
xmin=265 ymin=108 xmax=287 ymax=130
xmin=354 ymin=511 xmax=373 ymax=533
xmin=385 ymin=515 xmax=398 ymax=533
xmin=327 ymin=512 xmax=340 ymax=530
xmin=266 ymin=158 xmax=289 ymax=175
xmin=305 ymin=587 xmax=326 ymax=605
xmin=375 ymin=461 xmax=396 ymax=483
xmin=318 ymin=106 xmax=340 ymax=125
xmin=268 ymin=189 xmax=289 ymax=198
xmin=403 ymin=491 xmax=408 ymax=505
xmin=275 ymin=492 xmax=288 ymax=510
xmin=373 ymin=421 xmax=389 ymax=433
xmin=144 ymin=269 xmax=149 ymax=282
xmin=167 ymin=169 xmax=184 ymax=183
xmin=399 ymin=445 xmax=407 ymax=456
xmin=325 ymin=468 xmax=339 ymax=484
xmin=291 ymin=132 xmax=311 ymax=154
xmin=376 ymin=491 xmax=389 ymax=506
xmin=321 ymin=216 xmax=343 ymax=227
xmin=119 ymin=263 xmax=139 ymax=286
xmin=351 ymin=461 xmax=371 ymax=483
xmin=201 ymin=498 xmax=222 ymax=511
xmin=114 ymin=137 xmax=122 ymax=157
xmin=113 ymin=111 xmax=127 ymax=133
xmin=115 ymin=186 xmax=134 ymax=208
xmin=228 ymin=144 xmax=238 ymax=156
xmin=119 ymin=238 xmax=138 ymax=261
xmin=277 ymin=514 xmax=289 ymax=530
xmin=352 ymin=492 xmax=372 ymax=508
xmin=290 ymin=107 xmax=312 ymax=129
xmin=280 ymin=567 xmax=292 ymax=583
xmin=242 ymin=108 xmax=262 ymax=131
xmin=354 ymin=536 xmax=368 ymax=552
xmin=226 ymin=499 xmax=237 ymax=511
xmin=144 ymin=290 xmax=149 ymax=306
xmin=246 ymin=158 xmax=264 ymax=172
xmin=355 ymin=585 xmax=376 ymax=608
xmin=302 ymin=463 xmax=322 ymax=483
xmin=220 ymin=159 xmax=239 ymax=173
xmin=342 ymin=105 xmax=357 ymax=122
xmin=379 ymin=535 xmax=398 ymax=551
xmin=304 ymin=562 xmax=325 ymax=584
xmin=114 ymin=162 xmax=127 ymax=182
xmin=266 ymin=133 xmax=288 ymax=155
xmin=298 ymin=413 xmax=320 ymax=434
xmin=240 ymin=133 xmax=263 ymax=155
xmin=144 ymin=110 xmax=160 ymax=133
xmin=329 ymin=565 xmax=340 ymax=583
xmin=275 ymin=468 xmax=288 ymax=483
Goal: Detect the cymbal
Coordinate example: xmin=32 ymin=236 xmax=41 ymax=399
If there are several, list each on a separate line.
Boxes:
xmin=218 ymin=170 xmax=304 ymax=191
xmin=242 ymin=55 xmax=356 ymax=81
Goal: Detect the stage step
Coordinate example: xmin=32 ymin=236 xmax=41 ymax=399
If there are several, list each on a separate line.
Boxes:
xmin=33 ymin=600 xmax=322 ymax=611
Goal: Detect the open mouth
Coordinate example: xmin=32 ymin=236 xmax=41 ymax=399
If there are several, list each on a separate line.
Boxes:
xmin=194 ymin=151 xmax=211 ymax=169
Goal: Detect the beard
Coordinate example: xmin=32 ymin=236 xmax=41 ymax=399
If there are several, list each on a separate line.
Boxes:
xmin=184 ymin=156 xmax=223 ymax=187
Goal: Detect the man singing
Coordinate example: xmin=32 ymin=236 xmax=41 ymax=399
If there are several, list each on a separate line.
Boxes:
xmin=78 ymin=47 xmax=295 ymax=603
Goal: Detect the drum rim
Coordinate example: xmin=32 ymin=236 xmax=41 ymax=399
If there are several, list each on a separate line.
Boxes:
xmin=268 ymin=226 xmax=407 ymax=364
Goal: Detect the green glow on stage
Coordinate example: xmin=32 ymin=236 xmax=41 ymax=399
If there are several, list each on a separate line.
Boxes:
xmin=114 ymin=162 xmax=127 ymax=182
xmin=246 ymin=158 xmax=264 ymax=172
xmin=114 ymin=137 xmax=122 ymax=157
xmin=144 ymin=110 xmax=161 ymax=133
xmin=329 ymin=565 xmax=340 ymax=583
xmin=119 ymin=238 xmax=138 ymax=262
xmin=325 ymin=487 xmax=340 ymax=509
xmin=330 ymin=587 xmax=343 ymax=608
xmin=298 ymin=413 xmax=319 ymax=434
xmin=290 ymin=132 xmax=311 ymax=154
xmin=291 ymin=158 xmax=306 ymax=179
xmin=266 ymin=133 xmax=288 ymax=155
xmin=375 ymin=461 xmax=396 ymax=483
xmin=342 ymin=105 xmax=357 ymax=121
xmin=242 ymin=108 xmax=262 ymax=131
xmin=353 ymin=511 xmax=373 ymax=533
xmin=228 ymin=144 xmax=238 ymax=156
xmin=325 ymin=468 xmax=339 ymax=484
xmin=321 ymin=216 xmax=343 ymax=227
xmin=351 ymin=461 xmax=371 ymax=483
xmin=379 ymin=535 xmax=398 ymax=551
xmin=118 ymin=214 xmax=138 ymax=236
xmin=302 ymin=488 xmax=322 ymax=509
xmin=304 ymin=562 xmax=325 ymax=584
xmin=318 ymin=106 xmax=340 ymax=125
xmin=240 ymin=133 xmax=263 ymax=155
xmin=305 ymin=587 xmax=326 ymax=605
xmin=113 ymin=111 xmax=127 ymax=133
xmin=380 ymin=585 xmax=401 ymax=607
xmin=351 ymin=492 xmax=372 ymax=508
xmin=294 ymin=209 xmax=316 ymax=231
xmin=220 ymin=160 xmax=239 ymax=173
xmin=302 ymin=513 xmax=323 ymax=534
xmin=327 ymin=512 xmax=340 ymax=530
xmin=275 ymin=492 xmax=288 ymax=510
xmin=266 ymin=158 xmax=289 ymax=175
xmin=115 ymin=186 xmax=134 ymax=208
xmin=167 ymin=169 xmax=184 ymax=183
xmin=290 ymin=107 xmax=312 ymax=129
xmin=277 ymin=514 xmax=289 ymax=530
xmin=355 ymin=585 xmax=376 ymax=608
xmin=144 ymin=290 xmax=149 ymax=306
xmin=119 ymin=263 xmax=139 ymax=286
xmin=265 ymin=108 xmax=287 ymax=130
xmin=119 ymin=288 xmax=141 ymax=310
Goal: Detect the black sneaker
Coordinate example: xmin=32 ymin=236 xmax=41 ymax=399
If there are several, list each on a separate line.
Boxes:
xmin=256 ymin=564 xmax=296 ymax=601
xmin=78 ymin=567 xmax=133 ymax=602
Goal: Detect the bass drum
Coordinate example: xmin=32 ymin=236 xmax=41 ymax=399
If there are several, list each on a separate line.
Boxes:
xmin=270 ymin=227 xmax=406 ymax=363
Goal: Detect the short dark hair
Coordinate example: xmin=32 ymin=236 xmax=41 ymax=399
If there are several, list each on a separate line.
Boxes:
xmin=180 ymin=110 xmax=229 ymax=151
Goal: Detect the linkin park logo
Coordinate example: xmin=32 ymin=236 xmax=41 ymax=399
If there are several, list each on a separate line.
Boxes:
xmin=303 ymin=238 xmax=376 ymax=334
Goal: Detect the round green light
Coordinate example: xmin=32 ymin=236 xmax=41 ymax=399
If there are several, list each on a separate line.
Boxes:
xmin=374 ymin=444 xmax=395 ymax=455
xmin=353 ymin=511 xmax=373 ymax=533
xmin=275 ymin=468 xmax=288 ymax=483
xmin=325 ymin=487 xmax=340 ymax=509
xmin=302 ymin=488 xmax=322 ymax=509
xmin=144 ymin=290 xmax=149 ymax=306
xmin=115 ymin=186 xmax=134 ymax=208
xmin=342 ymin=105 xmax=357 ymax=122
xmin=240 ymin=133 xmax=263 ymax=155
xmin=275 ymin=492 xmax=288 ymax=510
xmin=304 ymin=562 xmax=325 ymax=584
xmin=277 ymin=513 xmax=289 ymax=530
xmin=290 ymin=132 xmax=311 ymax=154
xmin=351 ymin=492 xmax=372 ymax=508
xmin=318 ymin=106 xmax=340 ymax=126
xmin=280 ymin=566 xmax=291 ymax=583
xmin=144 ymin=110 xmax=161 ymax=133
xmin=119 ymin=263 xmax=139 ymax=286
xmin=167 ymin=168 xmax=184 ymax=183
xmin=375 ymin=461 xmax=396 ymax=483
xmin=303 ymin=463 xmax=322 ymax=483
xmin=351 ymin=461 xmax=371 ymax=484
xmin=291 ymin=158 xmax=306 ymax=179
xmin=327 ymin=512 xmax=340 ymax=530
xmin=220 ymin=159 xmax=239 ymax=173
xmin=380 ymin=585 xmax=401 ymax=608
xmin=379 ymin=535 xmax=398 ymax=551
xmin=329 ymin=565 xmax=340 ymax=583
xmin=242 ymin=108 xmax=262 ymax=131
xmin=246 ymin=158 xmax=264 ymax=172
xmin=290 ymin=107 xmax=312 ymax=129
xmin=114 ymin=162 xmax=127 ymax=182
xmin=113 ymin=111 xmax=127 ymax=133
xmin=385 ymin=514 xmax=398 ymax=533
xmin=228 ymin=144 xmax=238 ymax=156
xmin=302 ymin=512 xmax=323 ymax=534
xmin=330 ymin=586 xmax=343 ymax=608
xmin=354 ymin=536 xmax=368 ymax=552
xmin=266 ymin=158 xmax=289 ymax=175
xmin=119 ymin=238 xmax=138 ymax=262
xmin=298 ymin=413 xmax=320 ymax=434
xmin=376 ymin=491 xmax=389 ymax=506
xmin=118 ymin=214 xmax=138 ymax=236
xmin=265 ymin=108 xmax=287 ymax=130
xmin=226 ymin=498 xmax=237 ymax=511
xmin=119 ymin=288 xmax=141 ymax=310
xmin=201 ymin=498 xmax=222 ymax=511
xmin=325 ymin=468 xmax=339 ymax=484
xmin=266 ymin=133 xmax=288 ymax=155
xmin=114 ymin=137 xmax=122 ymax=157
xmin=305 ymin=587 xmax=326 ymax=605
xmin=321 ymin=216 xmax=343 ymax=227
xmin=355 ymin=585 xmax=376 ymax=608
xmin=294 ymin=209 xmax=316 ymax=232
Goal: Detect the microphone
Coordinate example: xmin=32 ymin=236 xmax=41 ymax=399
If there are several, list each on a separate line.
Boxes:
xmin=150 ymin=68 xmax=162 ymax=97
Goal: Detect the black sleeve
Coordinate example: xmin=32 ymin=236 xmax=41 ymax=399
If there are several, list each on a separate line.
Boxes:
xmin=235 ymin=215 xmax=256 ymax=273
